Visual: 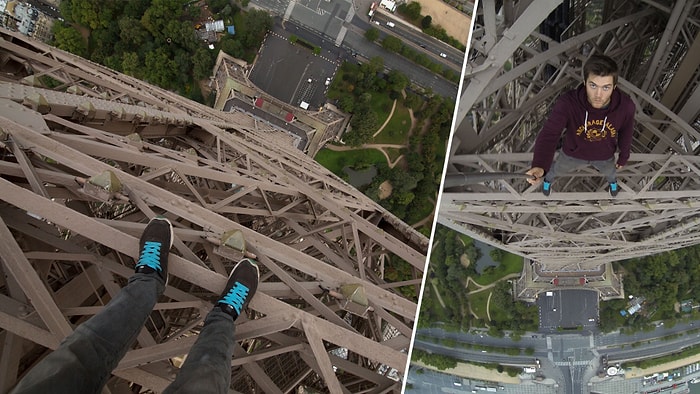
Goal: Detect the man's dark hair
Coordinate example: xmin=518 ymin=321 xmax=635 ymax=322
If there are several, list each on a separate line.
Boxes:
xmin=583 ymin=54 xmax=619 ymax=85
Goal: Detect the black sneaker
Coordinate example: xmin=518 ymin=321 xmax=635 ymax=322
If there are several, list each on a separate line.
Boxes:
xmin=542 ymin=181 xmax=552 ymax=196
xmin=609 ymin=182 xmax=619 ymax=197
xmin=217 ymin=259 xmax=259 ymax=321
xmin=135 ymin=217 xmax=173 ymax=284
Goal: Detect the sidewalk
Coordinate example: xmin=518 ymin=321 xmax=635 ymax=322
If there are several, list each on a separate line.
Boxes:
xmin=411 ymin=360 xmax=521 ymax=384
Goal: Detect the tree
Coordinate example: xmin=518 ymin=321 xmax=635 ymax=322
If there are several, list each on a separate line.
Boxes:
xmin=337 ymin=95 xmax=355 ymax=112
xmin=404 ymin=92 xmax=424 ymax=110
xmin=141 ymin=0 xmax=185 ymax=43
xmin=364 ymin=27 xmax=379 ymax=42
xmin=119 ymin=16 xmax=150 ymax=47
xmin=220 ymin=35 xmax=245 ymax=58
xmin=237 ymin=9 xmax=272 ymax=48
xmin=489 ymin=248 xmax=504 ymax=262
xmin=52 ymin=23 xmax=88 ymax=58
xmin=387 ymin=69 xmax=409 ymax=92
xmin=143 ymin=47 xmax=179 ymax=89
xmin=346 ymin=108 xmax=378 ymax=146
xmin=381 ymin=36 xmax=402 ymax=52
xmin=193 ymin=47 xmax=215 ymax=80
xmin=208 ymin=0 xmax=231 ymax=14
xmin=404 ymin=2 xmax=422 ymax=20
xmin=121 ymin=51 xmax=142 ymax=78
xmin=421 ymin=15 xmax=432 ymax=29
xmin=69 ymin=0 xmax=103 ymax=30
xmin=364 ymin=56 xmax=385 ymax=75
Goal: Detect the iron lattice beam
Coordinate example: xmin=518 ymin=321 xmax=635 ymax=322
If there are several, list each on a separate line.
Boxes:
xmin=0 ymin=29 xmax=426 ymax=393
xmin=441 ymin=153 xmax=700 ymax=270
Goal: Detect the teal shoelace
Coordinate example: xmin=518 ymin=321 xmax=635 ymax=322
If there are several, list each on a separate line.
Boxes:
xmin=138 ymin=241 xmax=162 ymax=271
xmin=221 ymin=282 xmax=250 ymax=314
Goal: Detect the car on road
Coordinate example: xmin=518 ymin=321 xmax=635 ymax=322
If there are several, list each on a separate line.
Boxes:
xmin=386 ymin=21 xmax=395 ymax=27
xmin=439 ymin=52 xmax=447 ymax=58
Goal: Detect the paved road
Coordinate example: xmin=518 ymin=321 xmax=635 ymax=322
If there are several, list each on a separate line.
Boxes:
xmin=341 ymin=28 xmax=459 ymax=98
xmin=370 ymin=10 xmax=464 ymax=68
xmin=416 ymin=319 xmax=700 ymax=394
xmin=257 ymin=8 xmax=460 ymax=99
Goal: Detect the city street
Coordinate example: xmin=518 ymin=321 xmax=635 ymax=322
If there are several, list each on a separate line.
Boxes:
xmin=249 ymin=0 xmax=462 ymax=98
xmin=414 ymin=316 xmax=700 ymax=394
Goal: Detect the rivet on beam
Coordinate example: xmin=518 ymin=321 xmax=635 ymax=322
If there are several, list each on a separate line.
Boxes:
xmin=22 ymin=93 xmax=50 ymax=114
xmin=214 ymin=230 xmax=257 ymax=261
xmin=20 ymin=75 xmax=43 ymax=87
xmin=111 ymin=107 xmax=127 ymax=120
xmin=332 ymin=284 xmax=373 ymax=317
xmin=75 ymin=101 xmax=96 ymax=118
xmin=125 ymin=133 xmax=144 ymax=150
xmin=67 ymin=85 xmax=84 ymax=95
xmin=76 ymin=171 xmax=127 ymax=203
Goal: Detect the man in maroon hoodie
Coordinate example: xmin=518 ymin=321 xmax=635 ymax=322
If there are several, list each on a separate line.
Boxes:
xmin=526 ymin=54 xmax=635 ymax=197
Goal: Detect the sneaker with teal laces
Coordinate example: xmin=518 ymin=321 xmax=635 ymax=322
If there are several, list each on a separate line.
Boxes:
xmin=135 ymin=217 xmax=173 ymax=284
xmin=542 ymin=181 xmax=552 ymax=196
xmin=217 ymin=259 xmax=259 ymax=321
xmin=609 ymin=182 xmax=619 ymax=197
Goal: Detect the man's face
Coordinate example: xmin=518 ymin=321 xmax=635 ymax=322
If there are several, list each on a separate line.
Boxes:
xmin=585 ymin=74 xmax=615 ymax=109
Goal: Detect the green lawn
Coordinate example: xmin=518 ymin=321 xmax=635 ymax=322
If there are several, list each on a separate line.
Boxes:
xmin=373 ymin=100 xmax=412 ymax=145
xmin=473 ymin=253 xmax=524 ymax=286
xmin=466 ymin=280 xmax=480 ymax=292
xmin=314 ymin=148 xmax=387 ymax=176
xmin=384 ymin=147 xmax=405 ymax=163
xmin=489 ymin=297 xmax=510 ymax=322
xmin=369 ymin=93 xmax=394 ymax=132
xmin=469 ymin=289 xmax=491 ymax=320
xmin=458 ymin=233 xmax=474 ymax=246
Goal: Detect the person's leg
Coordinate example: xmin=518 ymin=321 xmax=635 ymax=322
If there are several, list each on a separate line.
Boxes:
xmin=11 ymin=218 xmax=173 ymax=394
xmin=591 ymin=157 xmax=617 ymax=184
xmin=163 ymin=259 xmax=259 ymax=394
xmin=544 ymin=151 xmax=587 ymax=183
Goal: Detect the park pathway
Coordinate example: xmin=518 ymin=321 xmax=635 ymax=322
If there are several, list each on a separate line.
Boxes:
xmin=324 ymin=143 xmax=406 ymax=168
xmin=465 ymin=273 xmax=521 ymax=322
xmin=372 ymin=99 xmax=397 ymax=138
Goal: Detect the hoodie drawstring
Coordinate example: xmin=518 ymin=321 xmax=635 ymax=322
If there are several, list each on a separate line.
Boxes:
xmin=584 ymin=111 xmax=607 ymax=134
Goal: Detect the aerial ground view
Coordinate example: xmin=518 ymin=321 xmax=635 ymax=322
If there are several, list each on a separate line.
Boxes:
xmin=408 ymin=1 xmax=700 ymax=394
xmin=0 ymin=0 xmax=472 ymax=392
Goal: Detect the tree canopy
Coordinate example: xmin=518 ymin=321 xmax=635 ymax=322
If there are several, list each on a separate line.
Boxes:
xmin=53 ymin=0 xmax=271 ymax=103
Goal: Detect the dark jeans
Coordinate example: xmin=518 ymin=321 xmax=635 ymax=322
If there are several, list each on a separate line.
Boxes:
xmin=11 ymin=273 xmax=235 ymax=394
xmin=544 ymin=150 xmax=617 ymax=184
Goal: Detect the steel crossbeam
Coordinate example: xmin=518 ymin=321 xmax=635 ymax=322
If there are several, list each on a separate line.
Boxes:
xmin=0 ymin=30 xmax=426 ymax=392
xmin=441 ymin=152 xmax=700 ymax=270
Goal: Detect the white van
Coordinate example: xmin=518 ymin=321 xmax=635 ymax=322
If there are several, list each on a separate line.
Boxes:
xmin=386 ymin=21 xmax=395 ymax=27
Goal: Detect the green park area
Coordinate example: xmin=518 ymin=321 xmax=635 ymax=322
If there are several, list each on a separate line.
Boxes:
xmin=316 ymin=58 xmax=453 ymax=228
xmin=417 ymin=225 xmax=538 ymax=335
xmin=314 ymin=149 xmax=386 ymax=176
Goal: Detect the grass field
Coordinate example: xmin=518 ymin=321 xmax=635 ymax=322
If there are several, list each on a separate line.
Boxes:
xmin=469 ymin=289 xmax=491 ymax=320
xmin=472 ymin=253 xmax=523 ymax=286
xmin=384 ymin=147 xmax=405 ymax=163
xmin=369 ymin=93 xmax=395 ymax=132
xmin=314 ymin=148 xmax=387 ymax=176
xmin=373 ymin=101 xmax=412 ymax=145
